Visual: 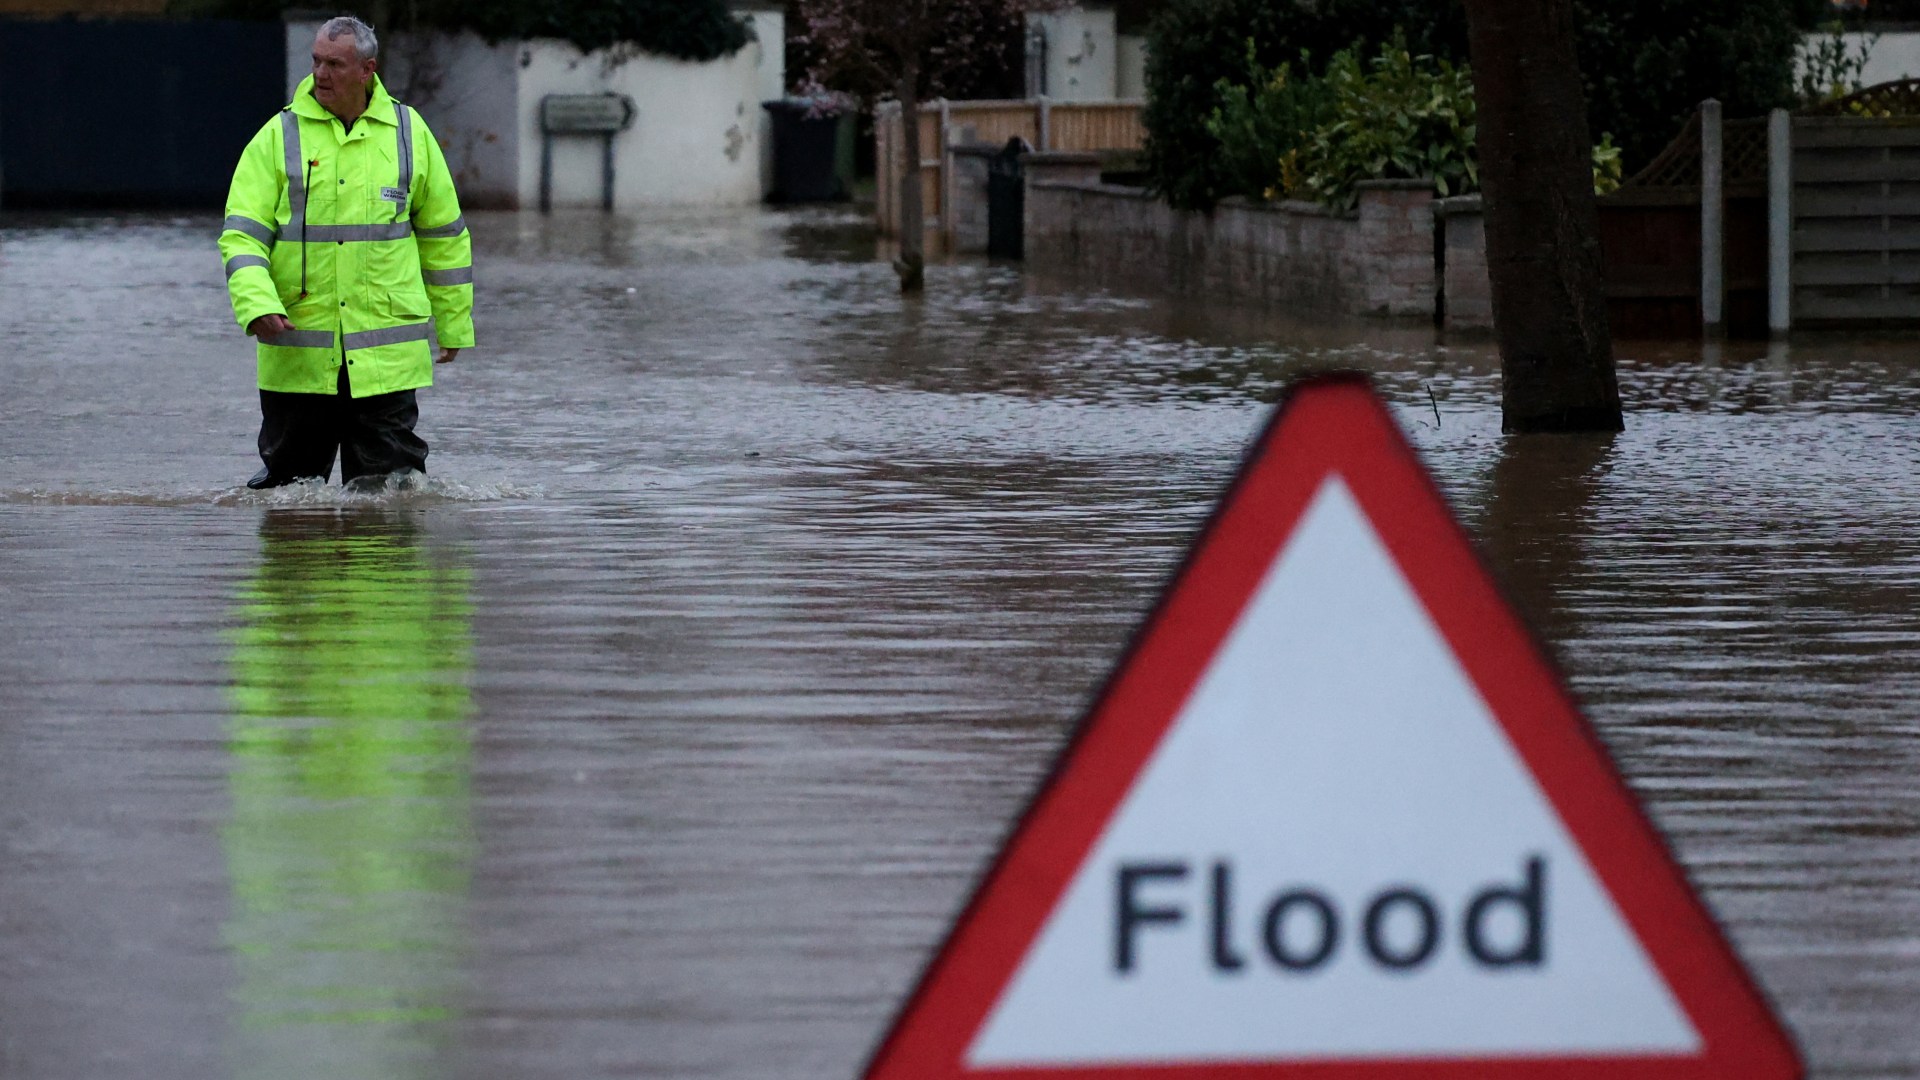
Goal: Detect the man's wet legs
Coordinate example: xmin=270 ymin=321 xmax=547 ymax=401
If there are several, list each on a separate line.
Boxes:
xmin=338 ymin=384 xmax=428 ymax=484
xmin=251 ymin=387 xmax=341 ymax=487
xmin=249 ymin=364 xmax=429 ymax=488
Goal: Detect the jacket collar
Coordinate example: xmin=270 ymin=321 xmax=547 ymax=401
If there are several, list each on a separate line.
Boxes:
xmin=289 ymin=73 xmax=398 ymax=126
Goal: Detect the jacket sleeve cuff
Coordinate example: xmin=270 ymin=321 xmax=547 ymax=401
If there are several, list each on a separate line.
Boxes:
xmin=433 ymin=315 xmax=475 ymax=349
xmin=234 ymin=301 xmax=287 ymax=333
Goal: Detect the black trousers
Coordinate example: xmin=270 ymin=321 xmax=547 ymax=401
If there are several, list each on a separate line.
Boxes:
xmin=257 ymin=365 xmax=428 ymax=484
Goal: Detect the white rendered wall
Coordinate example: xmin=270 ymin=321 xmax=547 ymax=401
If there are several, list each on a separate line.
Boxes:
xmin=514 ymin=10 xmax=782 ymax=207
xmin=284 ymin=12 xmax=783 ymax=209
xmin=383 ymin=32 xmax=522 ymax=209
xmin=1029 ymin=7 xmax=1117 ymax=101
xmin=285 ymin=18 xmax=319 ymax=99
xmin=1813 ymin=31 xmax=1920 ymax=87
xmin=1116 ymin=34 xmax=1148 ymax=100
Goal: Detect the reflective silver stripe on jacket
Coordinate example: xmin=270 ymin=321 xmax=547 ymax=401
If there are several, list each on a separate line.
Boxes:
xmin=223 ymin=215 xmax=277 ymax=246
xmin=303 ymin=221 xmax=414 ymax=243
xmin=269 ymin=329 xmax=335 ymax=349
xmin=415 ymin=214 xmax=466 ymax=239
xmin=394 ymin=102 xmax=414 ymax=208
xmin=225 ymin=254 xmax=270 ymax=278
xmin=343 ymin=321 xmax=433 ymax=351
xmin=280 ymin=111 xmax=306 ymax=228
xmin=423 ymin=265 xmax=473 ymax=286
xmin=279 ymin=109 xmax=409 ymax=242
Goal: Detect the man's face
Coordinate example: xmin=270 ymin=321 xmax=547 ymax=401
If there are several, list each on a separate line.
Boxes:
xmin=311 ymin=29 xmax=375 ymax=115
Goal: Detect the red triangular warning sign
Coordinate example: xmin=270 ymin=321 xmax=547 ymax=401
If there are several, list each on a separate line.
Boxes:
xmin=863 ymin=375 xmax=1801 ymax=1079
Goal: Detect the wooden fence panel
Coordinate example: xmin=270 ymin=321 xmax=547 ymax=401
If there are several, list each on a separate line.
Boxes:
xmin=1593 ymin=186 xmax=1767 ymax=339
xmin=1792 ymin=116 xmax=1920 ymax=324
xmin=1048 ymin=103 xmax=1146 ymax=152
xmin=943 ymin=100 xmax=1041 ymax=149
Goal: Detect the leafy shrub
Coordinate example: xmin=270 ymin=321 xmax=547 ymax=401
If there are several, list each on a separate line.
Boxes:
xmin=1795 ymin=20 xmax=1878 ymax=105
xmin=439 ymin=0 xmax=753 ymax=61
xmin=1293 ymin=42 xmax=1476 ymax=211
xmin=1202 ymin=42 xmax=1334 ymax=204
xmin=1146 ymin=0 xmax=1829 ymax=207
xmin=1204 ymin=39 xmax=1628 ymax=210
xmin=1591 ymin=133 xmax=1623 ymax=195
xmin=166 ymin=0 xmax=752 ymax=61
xmin=1567 ymin=0 xmax=1830 ymax=168
xmin=1140 ymin=0 xmax=1465 ymax=210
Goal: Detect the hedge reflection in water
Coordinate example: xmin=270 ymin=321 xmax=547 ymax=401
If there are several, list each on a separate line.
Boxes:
xmin=223 ymin=510 xmax=474 ymax=1077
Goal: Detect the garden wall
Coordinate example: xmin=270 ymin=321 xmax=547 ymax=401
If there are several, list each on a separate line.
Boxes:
xmin=1023 ymin=163 xmax=1440 ymax=319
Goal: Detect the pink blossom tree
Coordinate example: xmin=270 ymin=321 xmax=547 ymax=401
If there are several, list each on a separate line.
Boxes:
xmin=795 ymin=0 xmax=1047 ymax=292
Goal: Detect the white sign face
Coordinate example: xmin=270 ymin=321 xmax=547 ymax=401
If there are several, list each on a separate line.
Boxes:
xmin=967 ymin=477 xmax=1699 ymax=1067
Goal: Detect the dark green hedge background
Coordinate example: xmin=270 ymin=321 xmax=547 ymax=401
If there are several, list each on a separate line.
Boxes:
xmin=1143 ymin=0 xmax=1832 ymax=210
xmin=166 ymin=0 xmax=752 ymax=61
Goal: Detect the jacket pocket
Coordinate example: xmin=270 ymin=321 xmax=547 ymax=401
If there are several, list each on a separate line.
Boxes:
xmin=368 ymin=239 xmax=432 ymax=320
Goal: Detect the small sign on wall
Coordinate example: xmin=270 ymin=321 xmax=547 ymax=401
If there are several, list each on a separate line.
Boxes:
xmin=540 ymin=93 xmax=635 ymax=134
xmin=537 ymin=93 xmax=636 ymax=212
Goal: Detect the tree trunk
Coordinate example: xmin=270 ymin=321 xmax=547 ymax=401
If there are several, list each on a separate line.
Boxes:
xmin=893 ymin=59 xmax=927 ymax=293
xmin=1462 ymin=0 xmax=1623 ymax=432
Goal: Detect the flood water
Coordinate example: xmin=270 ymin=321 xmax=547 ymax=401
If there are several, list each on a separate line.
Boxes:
xmin=1 ymin=206 xmax=1917 ymax=1079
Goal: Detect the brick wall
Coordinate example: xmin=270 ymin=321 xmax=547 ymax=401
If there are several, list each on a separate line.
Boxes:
xmin=1022 ymin=173 xmax=1441 ymax=319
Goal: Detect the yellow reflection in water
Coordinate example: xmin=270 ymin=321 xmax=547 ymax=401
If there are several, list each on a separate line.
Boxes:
xmin=223 ymin=509 xmax=475 ymax=1078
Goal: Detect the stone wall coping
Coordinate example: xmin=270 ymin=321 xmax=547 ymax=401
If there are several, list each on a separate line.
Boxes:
xmin=1029 ymin=179 xmax=1157 ymax=199
xmin=1433 ymin=193 xmax=1484 ymax=216
xmin=1354 ymin=178 xmax=1437 ymax=192
xmin=953 ymin=140 xmax=1030 ymax=159
xmin=1219 ymin=194 xmax=1347 ymax=219
xmin=1027 ymin=181 xmax=1365 ymax=218
xmin=1023 ymin=150 xmax=1104 ymax=166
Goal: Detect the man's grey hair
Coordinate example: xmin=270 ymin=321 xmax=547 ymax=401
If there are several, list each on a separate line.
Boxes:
xmin=319 ymin=15 xmax=378 ymax=62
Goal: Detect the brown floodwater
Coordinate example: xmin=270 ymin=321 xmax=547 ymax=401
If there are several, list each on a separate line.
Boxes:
xmin=1 ymin=206 xmax=1917 ymax=1078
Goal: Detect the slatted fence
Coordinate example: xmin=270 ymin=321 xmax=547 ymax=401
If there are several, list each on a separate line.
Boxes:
xmin=1790 ymin=117 xmax=1920 ymax=324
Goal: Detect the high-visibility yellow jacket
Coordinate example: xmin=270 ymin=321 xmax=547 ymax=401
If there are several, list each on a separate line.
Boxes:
xmin=220 ymin=74 xmax=474 ymax=397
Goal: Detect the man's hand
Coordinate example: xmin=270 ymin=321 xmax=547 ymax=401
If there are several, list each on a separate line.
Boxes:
xmin=247 ymin=314 xmax=293 ymax=339
xmin=436 ymin=347 xmax=459 ymax=365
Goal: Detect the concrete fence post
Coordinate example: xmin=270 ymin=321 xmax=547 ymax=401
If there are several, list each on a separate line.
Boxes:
xmin=1768 ymin=107 xmax=1793 ymax=337
xmin=875 ymin=103 xmax=895 ymax=237
xmin=1700 ymin=98 xmax=1724 ymax=337
xmin=938 ymin=98 xmax=953 ymax=246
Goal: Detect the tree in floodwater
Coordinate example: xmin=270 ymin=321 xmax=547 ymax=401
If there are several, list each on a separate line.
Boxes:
xmin=1462 ymin=0 xmax=1624 ymax=432
xmin=796 ymin=0 xmax=1043 ymax=292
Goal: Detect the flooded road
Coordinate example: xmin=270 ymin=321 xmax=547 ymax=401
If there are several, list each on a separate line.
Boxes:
xmin=1 ymin=206 xmax=1918 ymax=1078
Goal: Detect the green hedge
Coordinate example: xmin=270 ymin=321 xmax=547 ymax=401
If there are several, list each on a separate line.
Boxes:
xmin=420 ymin=0 xmax=751 ymax=60
xmin=166 ymin=0 xmax=752 ymax=61
xmin=1205 ymin=40 xmax=1627 ymax=211
xmin=1145 ymin=0 xmax=1828 ymax=210
xmin=1142 ymin=0 xmax=1464 ymax=211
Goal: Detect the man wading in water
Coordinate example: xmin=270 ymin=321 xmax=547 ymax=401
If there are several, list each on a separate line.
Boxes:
xmin=218 ymin=15 xmax=474 ymax=490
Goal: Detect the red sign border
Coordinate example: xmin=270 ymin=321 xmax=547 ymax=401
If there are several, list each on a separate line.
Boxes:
xmin=862 ymin=373 xmax=1802 ymax=1080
